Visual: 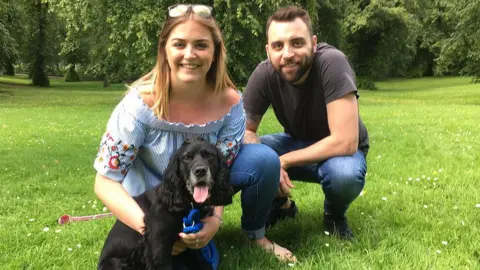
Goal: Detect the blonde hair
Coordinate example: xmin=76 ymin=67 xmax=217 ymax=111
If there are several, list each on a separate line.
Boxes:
xmin=130 ymin=12 xmax=235 ymax=120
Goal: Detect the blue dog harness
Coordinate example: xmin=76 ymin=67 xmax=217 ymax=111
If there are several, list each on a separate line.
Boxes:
xmin=182 ymin=208 xmax=219 ymax=270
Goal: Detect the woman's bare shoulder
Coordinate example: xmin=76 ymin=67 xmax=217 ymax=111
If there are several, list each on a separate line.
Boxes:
xmin=223 ymin=87 xmax=241 ymax=106
xmin=135 ymin=84 xmax=155 ymax=108
xmin=140 ymin=93 xmax=155 ymax=108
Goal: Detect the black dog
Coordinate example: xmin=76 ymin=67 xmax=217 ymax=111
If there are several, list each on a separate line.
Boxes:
xmin=98 ymin=137 xmax=234 ymax=270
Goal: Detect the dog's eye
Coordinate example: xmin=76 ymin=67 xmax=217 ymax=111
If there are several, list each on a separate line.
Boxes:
xmin=183 ymin=155 xmax=192 ymax=161
xmin=203 ymin=152 xmax=214 ymax=159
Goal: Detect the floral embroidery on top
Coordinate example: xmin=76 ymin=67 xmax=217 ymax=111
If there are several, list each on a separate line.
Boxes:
xmin=216 ymin=137 xmax=240 ymax=166
xmin=96 ymin=132 xmax=138 ymax=176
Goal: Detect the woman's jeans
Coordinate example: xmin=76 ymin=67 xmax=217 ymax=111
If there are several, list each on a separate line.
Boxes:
xmin=230 ymin=132 xmax=366 ymax=240
xmin=230 ymin=144 xmax=280 ymax=240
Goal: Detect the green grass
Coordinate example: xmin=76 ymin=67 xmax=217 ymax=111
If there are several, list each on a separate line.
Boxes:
xmin=1 ymin=75 xmax=479 ymax=269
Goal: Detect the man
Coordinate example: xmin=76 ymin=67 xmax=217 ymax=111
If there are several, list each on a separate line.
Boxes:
xmin=243 ymin=6 xmax=369 ymax=240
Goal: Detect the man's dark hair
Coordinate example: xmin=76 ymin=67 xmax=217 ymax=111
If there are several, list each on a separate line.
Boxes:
xmin=266 ymin=6 xmax=313 ymax=40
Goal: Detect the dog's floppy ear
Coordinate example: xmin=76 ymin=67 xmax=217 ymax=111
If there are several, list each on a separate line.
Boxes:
xmin=158 ymin=148 xmax=189 ymax=212
xmin=209 ymin=148 xmax=234 ymax=206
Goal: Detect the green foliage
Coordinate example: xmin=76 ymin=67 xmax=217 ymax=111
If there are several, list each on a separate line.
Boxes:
xmin=214 ymin=0 xmax=289 ymax=85
xmin=405 ymin=0 xmax=455 ymax=76
xmin=0 ymin=1 xmax=23 ymax=74
xmin=356 ymin=76 xmax=377 ymax=90
xmin=341 ymin=0 xmax=420 ymax=79
xmin=7 ymin=0 xmax=480 ymax=84
xmin=436 ymin=0 xmax=480 ymax=79
xmin=0 ymin=23 xmax=18 ymax=70
xmin=313 ymin=0 xmax=348 ymax=47
xmin=51 ymin=0 xmax=170 ymax=85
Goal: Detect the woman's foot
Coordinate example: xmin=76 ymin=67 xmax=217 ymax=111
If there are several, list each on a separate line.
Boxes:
xmin=253 ymin=237 xmax=297 ymax=263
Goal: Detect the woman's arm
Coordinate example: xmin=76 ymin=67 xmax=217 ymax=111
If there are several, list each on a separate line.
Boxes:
xmin=94 ymin=173 xmax=145 ymax=234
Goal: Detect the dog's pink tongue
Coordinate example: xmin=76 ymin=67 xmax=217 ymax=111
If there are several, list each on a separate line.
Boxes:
xmin=193 ymin=186 xmax=209 ymax=203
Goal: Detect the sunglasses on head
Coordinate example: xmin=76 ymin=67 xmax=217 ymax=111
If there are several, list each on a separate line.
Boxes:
xmin=167 ymin=4 xmax=213 ymax=18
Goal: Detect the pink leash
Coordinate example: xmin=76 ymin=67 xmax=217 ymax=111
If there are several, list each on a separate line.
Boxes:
xmin=58 ymin=213 xmax=113 ymax=225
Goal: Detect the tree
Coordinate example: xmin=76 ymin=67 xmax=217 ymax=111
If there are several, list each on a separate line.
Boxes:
xmin=54 ymin=1 xmax=89 ymax=81
xmin=403 ymin=0 xmax=457 ymax=76
xmin=312 ymin=0 xmax=348 ymax=47
xmin=0 ymin=1 xmax=23 ymax=75
xmin=29 ymin=0 xmax=50 ymax=86
xmin=213 ymin=0 xmax=288 ymax=85
xmin=340 ymin=0 xmax=420 ymax=88
xmin=52 ymin=0 xmax=171 ymax=86
xmin=437 ymin=0 xmax=480 ymax=82
xmin=0 ymin=21 xmax=18 ymax=75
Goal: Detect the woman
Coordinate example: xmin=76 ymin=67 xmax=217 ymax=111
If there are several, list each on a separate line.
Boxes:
xmin=93 ymin=4 xmax=296 ymax=264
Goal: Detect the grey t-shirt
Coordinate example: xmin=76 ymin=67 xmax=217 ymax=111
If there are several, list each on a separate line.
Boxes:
xmin=243 ymin=43 xmax=369 ymax=156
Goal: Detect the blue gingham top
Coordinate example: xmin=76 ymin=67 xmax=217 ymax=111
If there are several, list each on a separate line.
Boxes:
xmin=94 ymin=87 xmax=246 ymax=197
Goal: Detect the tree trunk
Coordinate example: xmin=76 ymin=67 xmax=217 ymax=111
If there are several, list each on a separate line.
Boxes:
xmin=65 ymin=64 xmax=80 ymax=82
xmin=103 ymin=73 xmax=110 ymax=88
xmin=4 ymin=59 xmax=14 ymax=76
xmin=31 ymin=1 xmax=50 ymax=87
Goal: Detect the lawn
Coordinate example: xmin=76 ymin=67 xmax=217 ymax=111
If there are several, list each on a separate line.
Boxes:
xmin=0 ymin=76 xmax=479 ymax=269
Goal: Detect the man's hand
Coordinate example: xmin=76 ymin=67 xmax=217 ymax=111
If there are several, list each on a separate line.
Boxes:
xmin=278 ymin=168 xmax=295 ymax=197
xmin=277 ymin=156 xmax=295 ymax=197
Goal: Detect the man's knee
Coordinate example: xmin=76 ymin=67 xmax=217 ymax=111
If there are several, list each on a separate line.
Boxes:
xmin=328 ymin=168 xmax=365 ymax=193
xmin=320 ymin=156 xmax=366 ymax=200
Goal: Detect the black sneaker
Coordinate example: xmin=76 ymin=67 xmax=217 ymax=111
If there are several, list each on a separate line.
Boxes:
xmin=323 ymin=214 xmax=355 ymax=240
xmin=266 ymin=199 xmax=298 ymax=229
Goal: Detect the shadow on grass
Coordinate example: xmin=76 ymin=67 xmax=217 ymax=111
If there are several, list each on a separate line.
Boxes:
xmin=0 ymin=90 xmax=14 ymax=95
xmin=0 ymin=75 xmax=127 ymax=92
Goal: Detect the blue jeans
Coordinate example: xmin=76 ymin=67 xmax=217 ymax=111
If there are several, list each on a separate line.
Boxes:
xmin=229 ymin=144 xmax=280 ymax=240
xmin=260 ymin=132 xmax=367 ymax=217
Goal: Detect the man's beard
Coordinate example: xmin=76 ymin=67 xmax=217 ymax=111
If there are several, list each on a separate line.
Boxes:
xmin=276 ymin=54 xmax=314 ymax=83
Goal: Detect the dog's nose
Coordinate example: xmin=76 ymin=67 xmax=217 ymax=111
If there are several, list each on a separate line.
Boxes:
xmin=193 ymin=167 xmax=207 ymax=177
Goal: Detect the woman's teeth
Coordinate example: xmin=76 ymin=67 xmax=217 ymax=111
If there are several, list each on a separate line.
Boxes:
xmin=181 ymin=64 xmax=199 ymax=69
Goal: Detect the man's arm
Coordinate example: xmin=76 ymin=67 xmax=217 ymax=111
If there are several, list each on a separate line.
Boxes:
xmin=244 ymin=111 xmax=263 ymax=144
xmin=279 ymin=92 xmax=359 ymax=169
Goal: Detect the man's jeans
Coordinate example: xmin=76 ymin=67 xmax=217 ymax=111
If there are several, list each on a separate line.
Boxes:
xmin=260 ymin=132 xmax=367 ymax=217
xmin=229 ymin=133 xmax=366 ymax=240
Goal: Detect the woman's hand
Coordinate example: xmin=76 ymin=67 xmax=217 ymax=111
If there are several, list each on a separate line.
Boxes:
xmin=177 ymin=216 xmax=221 ymax=251
xmin=171 ymin=240 xmax=187 ymax=255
